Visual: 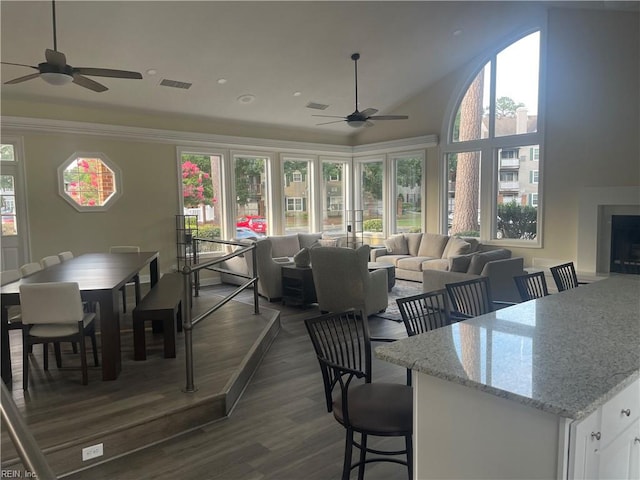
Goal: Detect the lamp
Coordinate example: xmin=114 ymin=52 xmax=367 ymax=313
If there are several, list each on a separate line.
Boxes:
xmin=40 ymin=72 xmax=73 ymax=86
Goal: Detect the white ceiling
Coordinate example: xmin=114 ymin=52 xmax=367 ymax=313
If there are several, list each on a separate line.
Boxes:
xmin=0 ymin=1 xmax=634 ymax=139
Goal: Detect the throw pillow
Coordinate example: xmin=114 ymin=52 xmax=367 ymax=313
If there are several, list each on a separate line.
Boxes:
xmin=294 ymin=247 xmax=311 ymax=267
xmin=449 ymin=254 xmax=475 ymax=273
xmin=404 ymin=233 xmax=423 ymax=257
xmin=318 ymin=238 xmax=338 ymax=247
xmin=384 ymin=234 xmax=409 ymax=255
xmin=417 ymin=233 xmax=450 ymax=258
xmin=467 ymin=249 xmax=512 ymax=275
xmin=442 ymin=236 xmax=471 ymax=258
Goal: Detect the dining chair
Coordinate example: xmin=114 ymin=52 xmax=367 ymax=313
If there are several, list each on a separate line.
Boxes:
xmin=396 ymin=289 xmax=456 ymax=385
xmin=19 ymin=282 xmax=99 ymax=390
xmin=19 ymin=262 xmax=43 ymax=277
xmin=109 ymin=245 xmax=141 ymax=313
xmin=305 ymin=309 xmax=413 ymax=480
xmin=40 ymin=255 xmax=61 ymax=269
xmin=1 ymin=270 xmax=23 ymax=331
xmin=58 ymin=251 xmax=74 ymax=262
xmin=445 ymin=276 xmax=515 ymax=319
xmin=513 ymin=271 xmax=550 ymax=301
xmin=549 ymin=262 xmax=587 ymax=292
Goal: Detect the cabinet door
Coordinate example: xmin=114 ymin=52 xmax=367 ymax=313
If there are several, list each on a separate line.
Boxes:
xmin=570 ymin=408 xmax=602 ymax=479
xmin=598 ymin=419 xmax=640 ymax=480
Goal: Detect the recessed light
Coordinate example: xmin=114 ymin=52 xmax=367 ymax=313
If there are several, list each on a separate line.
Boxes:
xmin=237 ymin=94 xmax=256 ymax=104
xmin=217 ymin=78 xmax=227 ymax=85
xmin=146 ymin=69 xmax=157 ymax=76
xmin=293 ymin=91 xmax=302 ymax=97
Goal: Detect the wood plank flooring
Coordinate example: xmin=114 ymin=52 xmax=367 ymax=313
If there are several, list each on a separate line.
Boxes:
xmin=3 ymin=282 xmax=414 ymax=480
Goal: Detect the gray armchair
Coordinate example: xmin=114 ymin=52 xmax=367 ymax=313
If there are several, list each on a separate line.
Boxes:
xmin=309 ymin=245 xmax=388 ymax=317
xmin=244 ymin=238 xmax=294 ymax=301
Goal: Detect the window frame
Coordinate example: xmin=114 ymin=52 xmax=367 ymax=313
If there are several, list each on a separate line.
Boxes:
xmin=441 ymin=28 xmax=545 ymax=247
xmin=57 ymin=152 xmax=123 ymax=213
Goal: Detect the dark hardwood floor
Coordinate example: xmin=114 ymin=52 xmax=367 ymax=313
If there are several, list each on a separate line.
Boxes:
xmin=2 ymin=282 xmax=414 ymax=480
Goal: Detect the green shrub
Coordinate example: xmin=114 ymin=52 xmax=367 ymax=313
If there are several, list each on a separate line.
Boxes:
xmin=363 ymin=219 xmax=383 ymax=232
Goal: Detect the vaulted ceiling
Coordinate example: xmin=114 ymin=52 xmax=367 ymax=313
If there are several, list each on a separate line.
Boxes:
xmin=1 ymin=1 xmax=635 ymax=139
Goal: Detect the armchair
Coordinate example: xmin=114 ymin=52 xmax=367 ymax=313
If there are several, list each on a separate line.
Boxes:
xmin=244 ymin=238 xmax=294 ymax=301
xmin=310 ymin=245 xmax=388 ymax=318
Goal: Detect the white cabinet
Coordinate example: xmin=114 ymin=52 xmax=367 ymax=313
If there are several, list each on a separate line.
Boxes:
xmin=569 ymin=379 xmax=640 ymax=480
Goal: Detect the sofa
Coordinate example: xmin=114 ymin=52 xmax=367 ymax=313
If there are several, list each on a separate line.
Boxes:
xmin=220 ymin=232 xmax=323 ymax=301
xmin=370 ymin=232 xmax=524 ymax=303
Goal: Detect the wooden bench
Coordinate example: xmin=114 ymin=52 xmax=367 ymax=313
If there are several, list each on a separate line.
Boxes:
xmin=132 ymin=273 xmax=184 ymax=361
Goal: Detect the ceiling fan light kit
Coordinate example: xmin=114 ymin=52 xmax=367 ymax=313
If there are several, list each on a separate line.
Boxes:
xmin=313 ymin=52 xmax=409 ymax=128
xmin=1 ymin=0 xmax=142 ymax=92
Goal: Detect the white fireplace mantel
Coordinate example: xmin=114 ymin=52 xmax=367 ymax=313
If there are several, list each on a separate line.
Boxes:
xmin=577 ymin=186 xmax=640 ymax=274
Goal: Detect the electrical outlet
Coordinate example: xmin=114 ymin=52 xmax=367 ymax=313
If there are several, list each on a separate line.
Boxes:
xmin=82 ymin=443 xmax=103 ymax=461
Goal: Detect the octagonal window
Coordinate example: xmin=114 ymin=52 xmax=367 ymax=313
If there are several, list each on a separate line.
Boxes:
xmin=58 ymin=153 xmax=122 ymax=212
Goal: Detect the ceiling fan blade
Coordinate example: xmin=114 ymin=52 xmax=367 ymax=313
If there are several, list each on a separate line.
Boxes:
xmin=74 ymin=67 xmax=142 ymax=79
xmin=316 ymin=120 xmax=346 ymax=126
xmin=368 ymin=115 xmax=409 ymax=120
xmin=312 ymin=115 xmax=347 ymax=119
xmin=360 ymin=108 xmax=379 ymax=117
xmin=72 ymin=74 xmax=108 ymax=92
xmin=1 ymin=61 xmax=39 ymax=70
xmin=364 ymin=121 xmax=375 ymax=127
xmin=4 ymin=73 xmax=41 ymax=85
xmin=45 ymin=49 xmax=66 ymax=68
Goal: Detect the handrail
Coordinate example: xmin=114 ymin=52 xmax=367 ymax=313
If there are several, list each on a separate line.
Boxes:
xmin=1 ymin=382 xmax=57 ymax=479
xmin=180 ymin=237 xmax=260 ymax=393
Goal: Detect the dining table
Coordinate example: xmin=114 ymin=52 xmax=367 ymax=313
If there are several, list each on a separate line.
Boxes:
xmin=1 ymin=252 xmax=159 ymax=384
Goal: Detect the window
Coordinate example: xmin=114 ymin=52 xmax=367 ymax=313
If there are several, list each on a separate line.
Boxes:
xmin=282 ymin=158 xmax=311 ymax=234
xmin=57 ymin=153 xmax=122 ymax=212
xmin=321 ymin=159 xmax=347 ymax=234
xmin=356 ymin=159 xmax=384 ymax=237
xmin=444 ymin=30 xmax=542 ymax=244
xmin=180 ymin=151 xmax=225 ymax=252
xmin=393 ymin=154 xmax=423 ymax=233
xmin=286 ymin=197 xmax=304 ymax=211
xmin=235 ymin=154 xmax=270 ymax=238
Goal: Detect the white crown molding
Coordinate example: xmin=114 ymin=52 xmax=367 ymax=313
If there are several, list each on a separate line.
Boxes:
xmin=0 ymin=115 xmax=437 ymax=156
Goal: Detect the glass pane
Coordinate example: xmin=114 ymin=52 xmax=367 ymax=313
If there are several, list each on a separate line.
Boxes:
xmin=447 ymin=151 xmax=481 ymax=237
xmin=62 ymin=157 xmax=115 ymax=207
xmin=360 ymin=161 xmax=383 ymax=235
xmin=181 ymin=153 xmax=224 ymax=252
xmin=321 ymin=160 xmax=346 ymax=234
xmin=1 ymin=174 xmax=17 ymax=236
xmin=395 ymin=156 xmax=422 ymax=233
xmin=495 ymin=32 xmax=539 ymax=137
xmin=495 ymin=145 xmax=539 ymax=240
xmin=452 ymin=63 xmax=491 ymax=142
xmin=283 ymin=159 xmax=310 ymax=234
xmin=234 ymin=155 xmax=268 ymax=240
xmin=0 ymin=144 xmax=15 ymax=162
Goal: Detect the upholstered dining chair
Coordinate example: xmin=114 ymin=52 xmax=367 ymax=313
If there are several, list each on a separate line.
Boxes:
xmin=19 ymin=262 xmax=42 ymax=277
xmin=309 ymin=245 xmax=388 ymax=317
xmin=19 ymin=282 xmax=99 ymax=390
xmin=513 ymin=271 xmax=550 ymax=301
xmin=549 ymin=262 xmax=587 ymax=292
xmin=109 ymin=245 xmax=141 ymax=312
xmin=1 ymin=269 xmax=23 ymax=331
xmin=305 ymin=310 xmax=413 ymax=480
xmin=445 ymin=276 xmax=515 ymax=319
xmin=58 ymin=251 xmax=74 ymax=262
xmin=40 ymin=255 xmax=61 ymax=269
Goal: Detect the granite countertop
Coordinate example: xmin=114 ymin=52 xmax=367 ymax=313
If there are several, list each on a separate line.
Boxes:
xmin=375 ymin=275 xmax=640 ymax=420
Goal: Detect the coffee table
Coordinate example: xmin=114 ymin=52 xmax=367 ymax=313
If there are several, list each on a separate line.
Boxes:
xmin=367 ymin=262 xmax=396 ymax=292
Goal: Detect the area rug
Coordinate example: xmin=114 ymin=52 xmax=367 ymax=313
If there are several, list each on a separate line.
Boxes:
xmin=373 ymin=279 xmax=423 ymax=322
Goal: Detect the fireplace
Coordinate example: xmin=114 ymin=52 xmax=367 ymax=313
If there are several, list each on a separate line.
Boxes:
xmin=610 ymin=215 xmax=640 ymax=274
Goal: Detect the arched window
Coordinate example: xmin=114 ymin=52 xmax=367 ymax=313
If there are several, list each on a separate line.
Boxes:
xmin=443 ymin=30 xmax=542 ymax=245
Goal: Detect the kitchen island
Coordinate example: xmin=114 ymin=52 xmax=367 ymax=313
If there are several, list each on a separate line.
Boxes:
xmin=375 ymin=275 xmax=640 ymax=479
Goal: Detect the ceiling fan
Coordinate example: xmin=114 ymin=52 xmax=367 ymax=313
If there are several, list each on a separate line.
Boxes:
xmin=314 ymin=53 xmax=409 ymax=128
xmin=1 ymin=0 xmax=142 ymax=92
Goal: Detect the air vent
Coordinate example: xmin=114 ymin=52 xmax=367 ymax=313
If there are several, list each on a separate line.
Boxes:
xmin=306 ymin=102 xmax=329 ymax=110
xmin=159 ymin=79 xmax=192 ymax=90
